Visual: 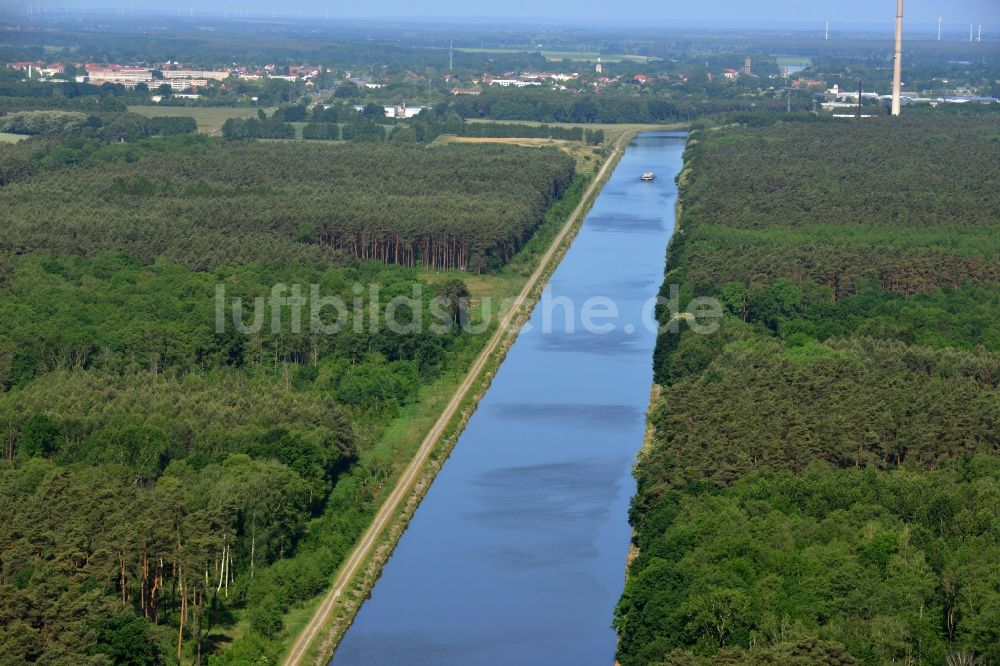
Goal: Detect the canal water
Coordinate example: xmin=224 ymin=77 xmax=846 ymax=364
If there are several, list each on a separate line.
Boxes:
xmin=334 ymin=132 xmax=687 ymax=665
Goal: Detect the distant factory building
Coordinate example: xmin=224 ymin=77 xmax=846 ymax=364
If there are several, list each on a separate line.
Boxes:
xmin=85 ymin=64 xmax=153 ymax=87
xmin=489 ymin=78 xmax=541 ymax=88
xmin=155 ymin=79 xmax=209 ymax=91
xmin=937 ymin=96 xmax=998 ymax=104
xmin=350 ymin=104 xmax=428 ymax=118
xmin=162 ymin=69 xmax=231 ymax=81
xmin=384 ymin=103 xmax=426 ymax=119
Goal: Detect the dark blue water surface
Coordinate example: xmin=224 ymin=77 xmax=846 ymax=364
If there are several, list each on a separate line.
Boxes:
xmin=333 ymin=132 xmax=687 ymax=666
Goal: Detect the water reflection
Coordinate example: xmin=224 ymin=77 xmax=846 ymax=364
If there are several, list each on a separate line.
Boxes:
xmin=332 ymin=132 xmax=686 ymax=666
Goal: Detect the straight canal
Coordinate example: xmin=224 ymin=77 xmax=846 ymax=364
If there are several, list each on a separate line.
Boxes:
xmin=334 ymin=131 xmax=687 ymax=665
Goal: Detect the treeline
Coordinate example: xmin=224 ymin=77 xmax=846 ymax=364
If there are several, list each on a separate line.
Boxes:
xmin=221 ymin=102 xmax=610 ymax=146
xmin=221 ymin=105 xmax=391 ymax=143
xmin=146 ymin=116 xmax=198 ymax=135
xmin=0 ymin=78 xmax=129 ymax=107
xmin=448 ymin=120 xmax=603 ymax=143
xmin=0 ymin=94 xmax=127 ymax=114
xmin=221 ymin=115 xmax=295 ymax=139
xmin=302 ymin=122 xmax=341 ymax=140
xmin=616 ymin=116 xmax=1000 ymax=666
xmin=443 ymin=89 xmax=807 ymax=123
xmin=0 ymin=140 xmax=575 ymax=272
xmin=413 ymin=117 xmax=606 ymax=144
xmin=0 ymin=110 xmax=91 ymax=135
xmin=494 ymin=122 xmax=601 ymax=143
xmin=0 ymin=110 xmax=196 ymax=138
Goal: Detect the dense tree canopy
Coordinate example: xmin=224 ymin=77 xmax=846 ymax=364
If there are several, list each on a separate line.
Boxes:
xmin=617 ymin=116 xmax=1000 ymax=666
xmin=0 ymin=138 xmax=575 ymax=273
xmin=0 ymin=253 xmax=476 ymax=662
xmin=444 ymin=89 xmax=807 ymax=124
xmin=618 ymin=460 xmax=1000 ymax=666
xmin=0 ymin=115 xmax=577 ymax=661
xmin=668 ymin=117 xmax=1000 ymax=298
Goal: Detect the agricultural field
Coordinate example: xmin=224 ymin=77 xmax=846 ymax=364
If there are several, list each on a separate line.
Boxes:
xmin=615 ymin=116 xmax=1000 ymax=666
xmin=453 ymin=120 xmax=683 ymax=174
xmin=129 ymin=105 xmax=266 ymax=134
xmin=0 ymin=132 xmax=27 ymax=143
xmin=467 ymin=118 xmax=687 ymax=144
xmin=431 ymin=134 xmax=604 ymax=174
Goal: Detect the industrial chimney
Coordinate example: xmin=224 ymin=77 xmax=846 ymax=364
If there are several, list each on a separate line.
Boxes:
xmin=891 ymin=0 xmax=904 ymax=116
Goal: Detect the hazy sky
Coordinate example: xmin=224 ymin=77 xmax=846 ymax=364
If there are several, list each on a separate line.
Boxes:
xmin=1 ymin=0 xmax=998 ymax=26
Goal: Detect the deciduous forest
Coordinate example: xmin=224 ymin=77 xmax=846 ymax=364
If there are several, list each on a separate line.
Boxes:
xmin=615 ymin=116 xmax=1000 ymax=666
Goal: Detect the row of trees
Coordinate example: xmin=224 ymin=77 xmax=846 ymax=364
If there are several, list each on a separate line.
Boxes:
xmin=221 ymin=115 xmax=295 ymax=139
xmin=617 ymin=115 xmax=1000 ymax=666
xmin=301 ymin=121 xmax=341 ymax=140
xmin=444 ymin=89 xmax=807 ymax=123
xmin=0 ymin=110 xmax=91 ymax=135
xmin=0 ymin=109 xmax=197 ymax=140
xmin=0 ymin=77 xmax=129 ymax=110
xmin=415 ymin=117 xmax=606 ymax=145
xmin=253 ymin=103 xmax=607 ymax=145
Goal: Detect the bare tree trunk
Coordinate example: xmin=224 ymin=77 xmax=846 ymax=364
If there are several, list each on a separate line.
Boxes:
xmin=120 ymin=553 xmax=127 ymax=608
xmin=151 ymin=565 xmax=161 ymax=624
xmin=177 ymin=573 xmax=185 ymax=661
xmin=141 ymin=550 xmax=148 ymax=617
xmin=216 ymin=540 xmax=226 ymax=594
xmin=194 ymin=591 xmax=203 ymax=666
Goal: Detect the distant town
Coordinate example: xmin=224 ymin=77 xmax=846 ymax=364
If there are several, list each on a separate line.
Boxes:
xmin=6 ymin=55 xmax=997 ymax=114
